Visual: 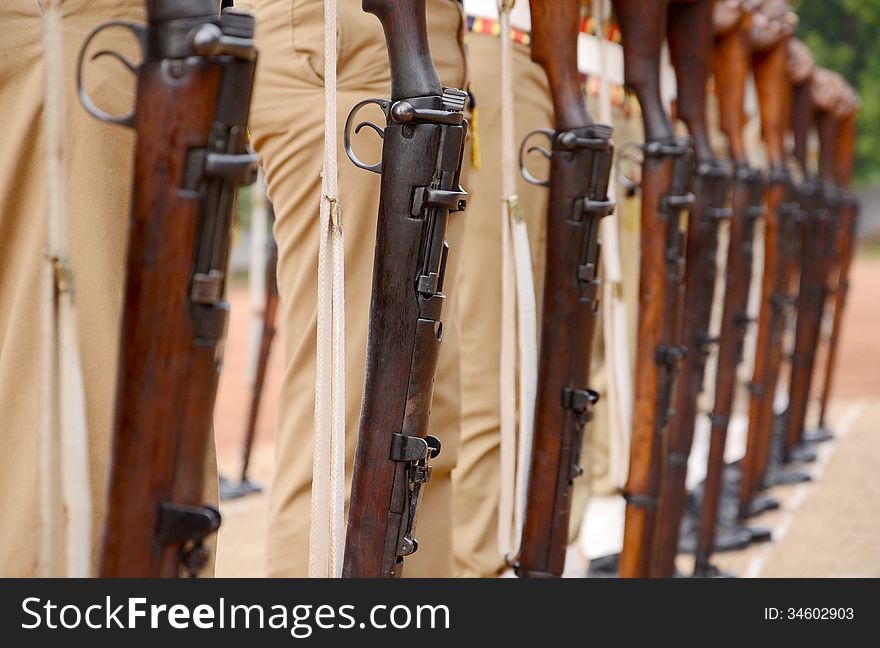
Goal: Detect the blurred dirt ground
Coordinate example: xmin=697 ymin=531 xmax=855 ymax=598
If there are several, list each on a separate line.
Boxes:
xmin=213 ymin=254 xmax=880 ymax=578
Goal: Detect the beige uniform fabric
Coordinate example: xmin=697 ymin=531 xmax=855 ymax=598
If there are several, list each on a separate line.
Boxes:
xmin=245 ymin=0 xmax=468 ymax=577
xmin=0 ymin=0 xmax=220 ymax=577
xmin=0 ymin=0 xmax=142 ymax=575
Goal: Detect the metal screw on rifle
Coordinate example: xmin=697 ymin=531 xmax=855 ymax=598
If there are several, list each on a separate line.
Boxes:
xmin=399 ymin=537 xmax=417 ymax=557
xmin=167 ymin=60 xmax=187 ymax=80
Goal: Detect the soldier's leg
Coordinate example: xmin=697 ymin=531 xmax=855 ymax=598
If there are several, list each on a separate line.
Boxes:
xmin=249 ymin=0 xmax=467 ymax=577
xmin=452 ymin=30 xmax=553 ymax=578
xmin=0 ymin=0 xmax=146 ymax=575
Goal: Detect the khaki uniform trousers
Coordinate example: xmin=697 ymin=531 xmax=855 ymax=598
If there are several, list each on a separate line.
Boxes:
xmin=0 ymin=0 xmax=142 ymax=575
xmin=244 ymin=0 xmax=468 ymax=577
xmin=0 ymin=1 xmax=220 ymax=577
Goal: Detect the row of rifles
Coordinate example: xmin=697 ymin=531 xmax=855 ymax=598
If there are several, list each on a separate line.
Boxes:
xmin=614 ymin=0 xmax=859 ymax=580
xmin=82 ymin=0 xmax=858 ymax=578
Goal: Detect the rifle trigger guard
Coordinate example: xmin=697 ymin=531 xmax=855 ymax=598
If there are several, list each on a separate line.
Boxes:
xmin=344 ymin=98 xmax=390 ymax=174
xmin=519 ymin=129 xmax=555 ymax=187
xmin=76 ymin=20 xmax=146 ymax=129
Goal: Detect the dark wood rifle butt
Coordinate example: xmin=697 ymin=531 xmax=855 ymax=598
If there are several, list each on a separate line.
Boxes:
xmin=736 ymin=32 xmax=793 ymax=516
xmin=613 ymin=0 xmax=674 ymax=141
xmin=100 ymin=3 xmax=258 ymax=577
xmin=343 ymin=0 xmax=467 ymax=577
xmin=817 ymin=201 xmax=856 ymax=428
xmin=790 ymin=82 xmax=813 ymax=175
xmin=620 ymin=154 xmax=674 ymax=578
xmin=620 ymin=140 xmax=694 ymax=578
xmin=817 ymin=109 xmax=841 ymax=185
xmin=344 ymin=126 xmax=445 ymax=578
xmin=102 ymin=62 xmax=221 ymax=578
xmin=517 ymin=0 xmax=611 ymax=578
xmin=615 ymin=0 xmax=695 ymax=579
xmin=652 ymin=0 xmax=726 ymax=578
xmin=782 ymin=84 xmax=821 ymax=457
xmin=528 ymin=0 xmax=591 ymax=130
xmin=692 ymin=7 xmax=762 ymax=573
xmin=834 ymin=112 xmax=857 ymax=188
xmin=652 ymin=163 xmax=730 ymax=578
xmin=817 ymin=113 xmax=858 ymax=428
xmin=712 ymin=16 xmax=751 ymax=165
xmin=785 ymin=199 xmax=823 ymax=457
xmin=752 ymin=38 xmax=791 ymax=169
xmin=667 ymin=0 xmax=716 ymax=163
xmin=362 ymin=0 xmax=441 ymax=101
xmin=737 ymin=177 xmax=783 ymax=517
xmin=695 ymin=167 xmax=765 ymax=575
xmin=518 ymin=139 xmax=612 ymax=577
xmin=784 ymin=109 xmax=840 ymax=453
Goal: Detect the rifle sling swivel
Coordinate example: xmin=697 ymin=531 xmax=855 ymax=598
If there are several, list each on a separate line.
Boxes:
xmin=389 ymin=433 xmax=441 ymax=560
xmin=155 ymin=502 xmax=222 ymax=577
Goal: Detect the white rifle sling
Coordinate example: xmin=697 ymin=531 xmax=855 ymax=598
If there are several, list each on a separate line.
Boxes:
xmin=497 ymin=0 xmax=539 ymax=561
xmin=39 ymin=0 xmax=92 ymax=577
xmin=310 ymin=0 xmax=347 ymax=578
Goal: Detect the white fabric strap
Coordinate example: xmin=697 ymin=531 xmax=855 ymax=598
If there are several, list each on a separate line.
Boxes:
xmin=39 ymin=0 xmax=92 ymax=577
xmin=496 ymin=2 xmax=517 ymax=559
xmin=594 ymin=0 xmax=632 ymax=489
xmin=496 ymin=1 xmax=538 ymax=561
xmin=246 ymin=172 xmax=269 ymax=387
xmin=511 ymin=208 xmax=537 ymax=548
xmin=310 ymin=0 xmax=346 ymax=578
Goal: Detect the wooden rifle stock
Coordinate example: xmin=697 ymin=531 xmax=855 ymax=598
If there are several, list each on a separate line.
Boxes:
xmin=89 ymin=1 xmax=259 ymax=576
xmin=693 ymin=7 xmax=768 ymax=577
xmin=615 ymin=0 xmax=675 ymax=142
xmin=782 ymin=82 xmax=822 ymax=458
xmin=615 ymin=0 xmax=695 ymax=579
xmin=516 ymin=0 xmax=615 ymax=578
xmin=738 ymin=32 xmax=799 ymax=518
xmin=695 ymin=167 xmax=765 ymax=576
xmin=790 ymin=82 xmax=813 ymax=175
xmin=342 ymin=0 xmax=468 ymax=578
xmin=783 ymin=107 xmax=840 ymax=454
xmin=816 ymin=113 xmax=858 ymax=431
xmin=713 ymin=11 xmax=751 ymax=166
xmin=653 ymin=0 xmax=734 ymax=579
xmin=738 ymin=174 xmax=800 ymax=512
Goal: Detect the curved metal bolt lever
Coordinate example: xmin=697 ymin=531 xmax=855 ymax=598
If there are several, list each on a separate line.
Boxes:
xmin=189 ymin=23 xmax=257 ymax=61
xmin=344 ymin=98 xmax=390 ymax=174
xmin=90 ymin=49 xmax=139 ymax=75
xmin=355 ymin=121 xmax=385 ymax=140
xmin=519 ymin=128 xmax=555 ymax=187
xmin=76 ymin=20 xmax=146 ymax=129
